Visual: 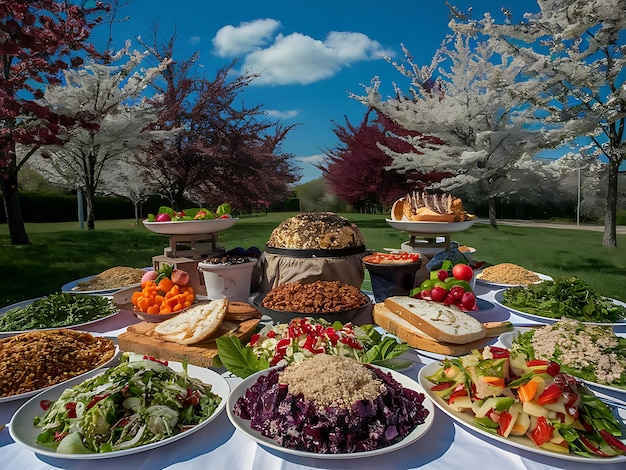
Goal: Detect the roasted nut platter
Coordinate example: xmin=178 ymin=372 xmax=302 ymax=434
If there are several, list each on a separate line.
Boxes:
xmin=1 ymin=209 xmax=625 ymax=470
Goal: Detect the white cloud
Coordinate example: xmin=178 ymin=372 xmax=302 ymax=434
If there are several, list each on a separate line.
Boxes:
xmin=212 ymin=20 xmax=392 ymax=86
xmin=298 ymin=153 xmax=325 ymax=165
xmin=189 ymin=36 xmax=201 ymax=45
xmin=265 ymin=109 xmax=299 ymax=119
xmin=212 ymin=19 xmax=281 ymax=57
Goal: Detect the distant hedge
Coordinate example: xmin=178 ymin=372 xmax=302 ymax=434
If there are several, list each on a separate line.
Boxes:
xmin=0 ymin=192 xmax=170 ymax=223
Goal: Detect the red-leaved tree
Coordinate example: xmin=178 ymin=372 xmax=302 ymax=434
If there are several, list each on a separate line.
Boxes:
xmin=319 ymin=109 xmax=450 ymax=212
xmin=0 ymin=0 xmax=110 ymax=244
xmin=140 ymin=33 xmax=300 ymax=212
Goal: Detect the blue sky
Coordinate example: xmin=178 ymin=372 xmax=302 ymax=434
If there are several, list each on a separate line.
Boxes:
xmin=93 ymin=0 xmax=541 ymax=182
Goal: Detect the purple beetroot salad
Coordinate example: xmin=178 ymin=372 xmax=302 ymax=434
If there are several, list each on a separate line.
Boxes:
xmin=233 ymin=365 xmax=429 ymax=454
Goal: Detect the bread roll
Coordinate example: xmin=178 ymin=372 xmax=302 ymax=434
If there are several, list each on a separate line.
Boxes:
xmin=153 ymin=299 xmax=228 ymax=345
xmin=383 ymin=296 xmax=486 ymax=344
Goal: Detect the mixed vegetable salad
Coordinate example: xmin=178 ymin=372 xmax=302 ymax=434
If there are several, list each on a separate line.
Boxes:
xmin=33 ymin=355 xmax=222 ymax=454
xmin=501 ymin=277 xmax=626 ymax=323
xmin=425 ymin=346 xmax=626 ymax=458
xmin=216 ymin=317 xmax=410 ymax=378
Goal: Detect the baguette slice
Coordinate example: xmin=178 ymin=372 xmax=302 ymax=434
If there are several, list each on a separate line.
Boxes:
xmin=373 ymin=304 xmax=492 ymax=355
xmin=383 ymin=296 xmax=486 ymax=344
xmin=153 ymin=299 xmax=228 ymax=345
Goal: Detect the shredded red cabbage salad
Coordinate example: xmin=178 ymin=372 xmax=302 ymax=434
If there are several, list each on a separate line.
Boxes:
xmin=233 ymin=366 xmax=429 ymax=454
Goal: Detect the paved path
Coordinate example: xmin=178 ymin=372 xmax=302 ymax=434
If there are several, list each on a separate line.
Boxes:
xmin=475 ymin=218 xmax=626 ymax=234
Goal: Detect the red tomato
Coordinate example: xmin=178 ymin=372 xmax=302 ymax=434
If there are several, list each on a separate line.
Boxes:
xmin=452 ymin=263 xmax=474 ymax=281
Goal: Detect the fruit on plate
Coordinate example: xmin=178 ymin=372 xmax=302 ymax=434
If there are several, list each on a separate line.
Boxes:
xmin=147 ymin=203 xmax=231 ymax=222
xmin=410 ymin=260 xmax=477 ymax=311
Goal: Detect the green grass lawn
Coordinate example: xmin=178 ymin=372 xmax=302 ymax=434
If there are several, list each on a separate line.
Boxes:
xmin=1 ymin=212 xmax=625 ymax=308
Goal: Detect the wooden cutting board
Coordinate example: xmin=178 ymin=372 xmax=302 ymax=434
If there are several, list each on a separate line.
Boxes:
xmin=118 ymin=317 xmax=260 ymax=368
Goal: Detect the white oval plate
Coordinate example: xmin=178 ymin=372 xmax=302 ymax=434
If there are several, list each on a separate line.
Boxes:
xmin=0 ymin=298 xmax=121 ymax=338
xmin=143 ymin=218 xmax=238 ymax=235
xmin=475 ymin=271 xmax=553 ymax=288
xmin=9 ymin=361 xmax=229 ymax=459
xmin=499 ymin=328 xmax=626 ymax=394
xmin=227 ymin=365 xmax=434 ymax=459
xmin=418 ymin=362 xmax=626 ymax=464
xmin=61 ymin=267 xmax=151 ymax=295
xmin=493 ymin=289 xmax=626 ymax=326
xmin=385 ymin=219 xmax=476 ymax=234
xmin=0 ymin=344 xmax=120 ymax=404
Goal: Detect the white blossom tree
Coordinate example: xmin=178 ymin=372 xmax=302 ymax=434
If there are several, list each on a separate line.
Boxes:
xmin=353 ymin=32 xmax=565 ymax=227
xmin=99 ymin=151 xmax=156 ymax=223
xmin=30 ymin=43 xmax=174 ymax=229
xmin=452 ymin=0 xmax=626 ymax=247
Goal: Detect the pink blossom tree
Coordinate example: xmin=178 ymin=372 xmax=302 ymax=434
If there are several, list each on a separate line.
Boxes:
xmin=0 ymin=0 xmax=110 ymax=244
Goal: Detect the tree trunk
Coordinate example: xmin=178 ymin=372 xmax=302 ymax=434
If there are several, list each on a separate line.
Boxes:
xmin=84 ymin=190 xmax=96 ymax=230
xmin=602 ymin=159 xmax=618 ymax=248
xmin=488 ymin=196 xmax=498 ymax=229
xmin=0 ymin=170 xmax=30 ymax=245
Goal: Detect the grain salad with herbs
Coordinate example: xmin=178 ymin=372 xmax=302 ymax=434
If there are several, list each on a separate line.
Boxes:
xmin=511 ymin=319 xmax=626 ymax=388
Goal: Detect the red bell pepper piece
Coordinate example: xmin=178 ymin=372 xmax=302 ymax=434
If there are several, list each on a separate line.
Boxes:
xmin=498 ymin=411 xmax=513 ymax=436
xmin=537 ymin=384 xmax=562 ymax=405
xmin=529 ymin=416 xmax=554 ymax=446
xmin=431 ymin=382 xmax=454 ymax=391
xmin=448 ymin=384 xmax=469 ymax=404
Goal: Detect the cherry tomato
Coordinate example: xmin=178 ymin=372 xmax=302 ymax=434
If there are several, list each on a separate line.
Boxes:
xmin=438 ymin=270 xmax=449 ymax=281
xmin=430 ymin=286 xmax=448 ymax=302
xmin=452 ymin=263 xmax=474 ymax=282
xmin=461 ymin=291 xmax=477 ymax=310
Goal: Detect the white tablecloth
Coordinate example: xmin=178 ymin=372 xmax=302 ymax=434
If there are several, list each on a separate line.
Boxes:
xmin=1 ymin=284 xmax=625 ymax=470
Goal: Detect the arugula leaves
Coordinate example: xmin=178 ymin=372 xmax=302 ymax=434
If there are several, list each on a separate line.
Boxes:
xmin=502 ymin=277 xmax=625 ymax=323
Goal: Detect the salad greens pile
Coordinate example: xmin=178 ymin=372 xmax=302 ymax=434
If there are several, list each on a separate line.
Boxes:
xmin=0 ymin=293 xmax=117 ymax=332
xmin=501 ymin=277 xmax=625 ymax=323
xmin=34 ymin=356 xmax=222 ymax=454
xmin=216 ymin=317 xmax=410 ymax=378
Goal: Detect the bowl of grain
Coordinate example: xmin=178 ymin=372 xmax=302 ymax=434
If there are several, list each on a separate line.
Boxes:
xmin=253 ymin=280 xmax=372 ymax=325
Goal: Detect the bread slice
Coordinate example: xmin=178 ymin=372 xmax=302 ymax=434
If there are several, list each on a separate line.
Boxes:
xmin=153 ymin=299 xmax=229 ymax=345
xmin=383 ymin=296 xmax=486 ymax=344
xmin=373 ymin=303 xmax=493 ymax=355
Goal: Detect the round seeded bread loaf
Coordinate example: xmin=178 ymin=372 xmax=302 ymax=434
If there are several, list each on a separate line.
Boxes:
xmin=266 ymin=212 xmax=365 ymax=250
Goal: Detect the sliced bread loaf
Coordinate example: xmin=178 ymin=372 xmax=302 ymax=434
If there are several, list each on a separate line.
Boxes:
xmin=153 ymin=299 xmax=228 ymax=345
xmin=373 ymin=303 xmax=493 ymax=355
xmin=383 ymin=296 xmax=486 ymax=344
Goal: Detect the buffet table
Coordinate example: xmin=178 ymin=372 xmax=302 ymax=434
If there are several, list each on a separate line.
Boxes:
xmin=1 ymin=283 xmax=625 ymax=470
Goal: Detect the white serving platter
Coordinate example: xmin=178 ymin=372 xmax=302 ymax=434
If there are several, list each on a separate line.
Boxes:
xmin=227 ymin=365 xmax=435 ymax=459
xmin=9 ymin=361 xmax=229 ymax=459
